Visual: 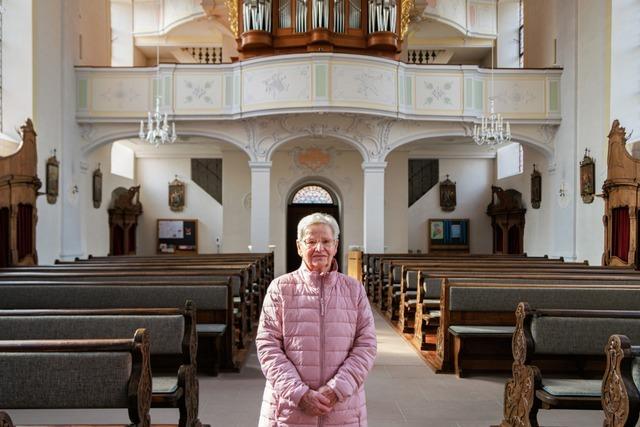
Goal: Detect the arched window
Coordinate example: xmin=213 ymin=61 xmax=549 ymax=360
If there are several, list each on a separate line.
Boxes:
xmin=292 ymin=185 xmax=334 ymax=204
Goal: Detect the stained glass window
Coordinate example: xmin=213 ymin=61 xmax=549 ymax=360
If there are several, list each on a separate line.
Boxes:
xmin=292 ymin=185 xmax=333 ymax=204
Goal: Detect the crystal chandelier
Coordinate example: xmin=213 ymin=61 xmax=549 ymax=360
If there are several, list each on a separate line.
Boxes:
xmin=139 ymin=96 xmax=177 ymax=147
xmin=473 ymin=43 xmax=511 ymax=147
xmin=139 ymin=10 xmax=177 ymax=148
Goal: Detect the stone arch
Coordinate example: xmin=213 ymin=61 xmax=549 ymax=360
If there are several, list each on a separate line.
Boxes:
xmin=82 ymin=128 xmax=250 ymax=158
xmin=383 ymin=128 xmax=555 ymax=162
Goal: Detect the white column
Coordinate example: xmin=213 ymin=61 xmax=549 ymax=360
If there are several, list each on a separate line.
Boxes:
xmin=249 ymin=161 xmax=272 ymax=253
xmin=362 ymin=161 xmax=386 ymax=253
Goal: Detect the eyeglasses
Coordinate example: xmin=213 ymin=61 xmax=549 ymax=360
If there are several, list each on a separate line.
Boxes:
xmin=301 ymin=239 xmax=335 ymax=248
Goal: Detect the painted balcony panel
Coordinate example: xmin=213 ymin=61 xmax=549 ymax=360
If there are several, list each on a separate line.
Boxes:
xmin=75 ymin=53 xmax=561 ymax=122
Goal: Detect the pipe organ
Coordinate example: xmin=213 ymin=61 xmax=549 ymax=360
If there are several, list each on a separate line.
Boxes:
xmin=236 ymin=0 xmax=408 ymax=58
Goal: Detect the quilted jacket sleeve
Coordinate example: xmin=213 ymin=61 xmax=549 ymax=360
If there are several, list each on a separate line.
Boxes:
xmin=327 ymin=280 xmax=377 ymax=401
xmin=256 ymin=279 xmax=310 ymax=406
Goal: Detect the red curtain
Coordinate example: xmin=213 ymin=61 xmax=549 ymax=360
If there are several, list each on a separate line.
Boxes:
xmin=16 ymin=204 xmax=33 ymax=261
xmin=0 ymin=208 xmax=10 ymax=267
xmin=128 ymin=225 xmax=136 ymax=254
xmin=494 ymin=225 xmax=503 ymax=254
xmin=507 ymin=225 xmax=521 ymax=254
xmin=612 ymin=207 xmax=630 ymax=262
xmin=112 ymin=225 xmax=125 ymax=256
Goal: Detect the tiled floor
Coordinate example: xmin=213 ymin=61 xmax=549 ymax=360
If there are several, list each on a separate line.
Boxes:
xmin=8 ymin=310 xmax=603 ymax=426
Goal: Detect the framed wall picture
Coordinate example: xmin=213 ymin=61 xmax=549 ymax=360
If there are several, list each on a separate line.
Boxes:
xmin=531 ymin=164 xmax=541 ymax=209
xmin=46 ymin=150 xmax=59 ymax=204
xmin=169 ymin=176 xmax=185 ymax=212
xmin=92 ymin=165 xmax=102 ymax=209
xmin=580 ymin=149 xmax=595 ymax=204
xmin=439 ymin=175 xmax=456 ymax=212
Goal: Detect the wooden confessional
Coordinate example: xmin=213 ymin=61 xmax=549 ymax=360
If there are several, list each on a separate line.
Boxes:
xmin=0 ymin=119 xmax=41 ymax=267
xmin=602 ymin=120 xmax=640 ymax=268
xmin=487 ymin=186 xmax=526 ymax=255
xmin=108 ymin=186 xmax=142 ymax=256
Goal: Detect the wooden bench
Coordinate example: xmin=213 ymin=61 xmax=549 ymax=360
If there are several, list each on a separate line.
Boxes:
xmin=0 ymin=279 xmax=236 ymax=372
xmin=0 ymin=267 xmax=251 ymax=350
xmin=412 ymin=271 xmax=640 ymax=358
xmin=0 ymin=329 xmax=151 ymax=427
xmin=434 ymin=280 xmax=640 ymax=376
xmin=0 ymin=302 xmax=201 ymax=427
xmin=601 ymin=334 xmax=640 ymax=427
xmin=501 ymin=304 xmax=640 ymax=427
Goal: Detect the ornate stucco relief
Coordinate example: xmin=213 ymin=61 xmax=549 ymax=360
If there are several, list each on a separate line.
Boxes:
xmin=175 ymin=75 xmax=223 ymax=110
xmin=331 ymin=65 xmax=396 ymax=108
xmin=93 ymin=78 xmax=147 ymax=112
xmin=494 ymin=80 xmax=545 ymax=114
xmin=243 ymin=64 xmax=311 ymax=106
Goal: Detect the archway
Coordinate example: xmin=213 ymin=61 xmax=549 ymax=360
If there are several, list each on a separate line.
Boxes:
xmin=286 ymin=183 xmax=342 ymax=273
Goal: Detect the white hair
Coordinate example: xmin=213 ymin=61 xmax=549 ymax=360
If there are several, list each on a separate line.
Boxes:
xmin=297 ymin=212 xmax=340 ymax=241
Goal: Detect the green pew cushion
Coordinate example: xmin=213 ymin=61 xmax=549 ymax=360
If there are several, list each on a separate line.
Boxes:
xmin=541 ymin=379 xmax=601 ymax=397
xmin=449 ymin=325 xmax=514 ymax=336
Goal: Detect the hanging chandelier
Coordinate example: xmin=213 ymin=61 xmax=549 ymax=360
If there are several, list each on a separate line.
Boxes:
xmin=139 ymin=96 xmax=177 ymax=147
xmin=139 ymin=6 xmax=177 ymax=148
xmin=473 ymin=43 xmax=511 ymax=147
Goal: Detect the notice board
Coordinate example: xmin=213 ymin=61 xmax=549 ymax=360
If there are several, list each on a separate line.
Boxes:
xmin=157 ymin=219 xmax=198 ymax=254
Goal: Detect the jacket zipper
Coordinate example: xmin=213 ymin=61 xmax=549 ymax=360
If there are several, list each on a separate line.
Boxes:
xmin=319 ymin=273 xmax=325 ymax=427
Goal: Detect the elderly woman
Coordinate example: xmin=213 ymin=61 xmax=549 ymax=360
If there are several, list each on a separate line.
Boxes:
xmin=256 ymin=212 xmax=377 ymax=426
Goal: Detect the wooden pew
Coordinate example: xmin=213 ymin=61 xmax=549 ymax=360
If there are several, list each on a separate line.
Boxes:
xmin=0 ymin=329 xmax=151 ymax=427
xmin=501 ymin=304 xmax=640 ymax=427
xmin=0 ymin=302 xmax=200 ymax=427
xmin=377 ymin=257 xmax=579 ymax=312
xmin=601 ymin=334 xmax=640 ymax=427
xmin=0 ymin=279 xmax=237 ymax=372
xmin=435 ymin=281 xmax=640 ymax=376
xmin=0 ymin=266 xmax=252 ymax=349
xmin=411 ymin=270 xmax=640 ymax=354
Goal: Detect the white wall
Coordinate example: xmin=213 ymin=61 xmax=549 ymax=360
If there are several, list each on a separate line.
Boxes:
xmin=111 ymin=0 xmax=135 ymax=66
xmin=84 ymin=143 xmax=135 ymax=256
xmin=33 ymin=0 xmax=62 ymax=264
xmin=385 ymin=151 xmax=408 ymax=253
xmin=497 ymin=0 xmax=520 ymax=68
xmin=408 ymin=158 xmax=494 ymax=254
xmin=574 ymin=0 xmax=609 ymax=265
xmin=221 ymin=149 xmax=251 ymax=253
xmin=136 ymin=157 xmax=223 ymax=255
xmin=3 ymin=0 xmax=33 ymax=140
xmin=524 ymin=0 xmax=557 ymax=68
xmin=495 ymin=145 xmax=554 ymax=258
xmin=610 ymin=1 xmax=640 ymax=137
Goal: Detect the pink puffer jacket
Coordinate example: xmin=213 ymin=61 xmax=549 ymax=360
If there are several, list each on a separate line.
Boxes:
xmin=256 ymin=261 xmax=377 ymax=427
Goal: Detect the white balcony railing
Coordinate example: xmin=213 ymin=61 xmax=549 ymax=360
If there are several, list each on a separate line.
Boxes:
xmin=76 ymin=53 xmax=561 ymax=123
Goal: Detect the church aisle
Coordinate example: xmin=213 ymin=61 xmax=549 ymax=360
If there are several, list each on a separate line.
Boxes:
xmin=7 ymin=310 xmax=604 ymax=427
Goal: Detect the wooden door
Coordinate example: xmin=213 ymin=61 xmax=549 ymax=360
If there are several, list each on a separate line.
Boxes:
xmin=286 ymin=204 xmax=341 ymax=273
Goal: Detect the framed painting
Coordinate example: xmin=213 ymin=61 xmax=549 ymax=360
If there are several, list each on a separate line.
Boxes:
xmin=531 ymin=164 xmax=541 ymax=209
xmin=46 ymin=151 xmax=59 ymax=205
xmin=439 ymin=175 xmax=456 ymax=212
xmin=430 ymin=220 xmax=444 ymax=240
xmin=92 ymin=165 xmax=102 ymax=209
xmin=580 ymin=149 xmax=595 ymax=204
xmin=169 ymin=177 xmax=185 ymax=212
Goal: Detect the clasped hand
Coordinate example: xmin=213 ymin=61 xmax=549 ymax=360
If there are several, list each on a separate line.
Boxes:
xmin=298 ymin=386 xmax=338 ymax=416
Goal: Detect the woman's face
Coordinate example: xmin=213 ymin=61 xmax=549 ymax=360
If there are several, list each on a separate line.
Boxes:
xmin=297 ymin=223 xmax=338 ymax=273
